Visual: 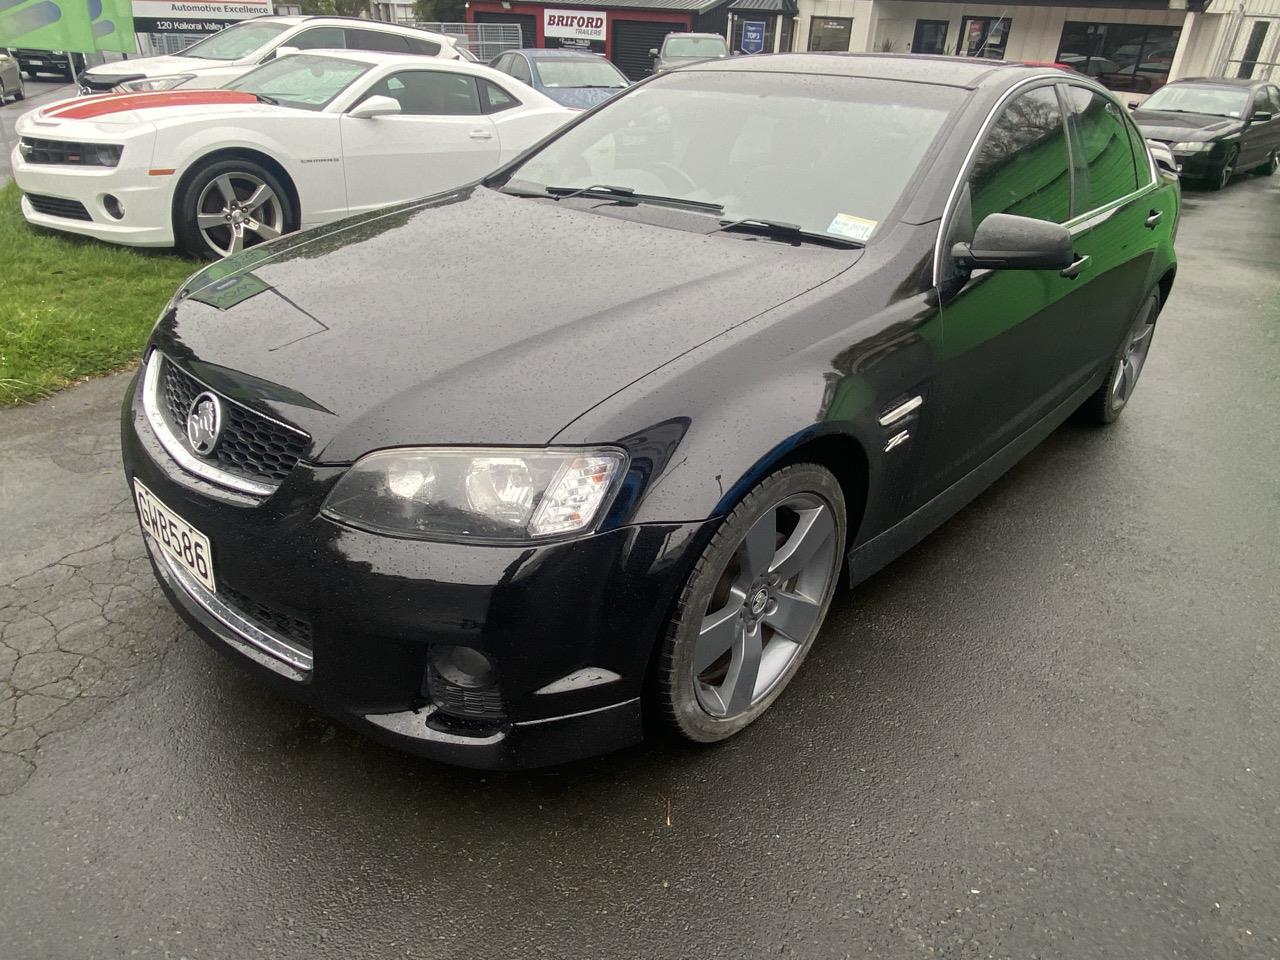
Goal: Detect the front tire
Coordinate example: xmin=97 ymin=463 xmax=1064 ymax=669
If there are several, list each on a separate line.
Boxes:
xmin=1079 ymin=290 xmax=1160 ymax=424
xmin=13 ymin=76 xmax=25 ymax=101
xmin=1209 ymin=147 xmax=1238 ymax=190
xmin=173 ymin=158 xmax=295 ymax=260
xmin=655 ymin=463 xmax=846 ymax=743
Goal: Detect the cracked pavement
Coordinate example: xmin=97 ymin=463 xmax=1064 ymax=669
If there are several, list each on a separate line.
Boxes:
xmin=1 ymin=176 xmax=1278 ymax=959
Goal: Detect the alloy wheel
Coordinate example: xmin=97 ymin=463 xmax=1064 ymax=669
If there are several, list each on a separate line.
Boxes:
xmin=1110 ymin=304 xmax=1156 ymax=412
xmin=693 ymin=493 xmax=838 ymax=719
xmin=1216 ymin=150 xmax=1237 ymax=190
xmin=195 ymin=173 xmax=284 ymax=258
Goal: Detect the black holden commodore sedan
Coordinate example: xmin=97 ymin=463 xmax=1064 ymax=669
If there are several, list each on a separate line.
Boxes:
xmin=123 ymin=54 xmax=1179 ymax=768
xmin=1131 ymin=77 xmax=1280 ymax=189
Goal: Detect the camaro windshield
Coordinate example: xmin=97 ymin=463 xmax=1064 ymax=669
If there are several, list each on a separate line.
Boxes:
xmin=179 ymin=22 xmax=290 ymax=61
xmin=664 ymin=37 xmax=728 ymax=57
xmin=535 ymin=59 xmax=627 ymax=88
xmin=227 ymin=55 xmax=370 ymax=111
xmin=1142 ymin=85 xmax=1250 ymax=118
xmin=507 ymin=71 xmax=960 ymax=240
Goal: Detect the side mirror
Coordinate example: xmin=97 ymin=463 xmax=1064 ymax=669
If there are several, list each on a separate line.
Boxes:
xmin=952 ymin=213 xmax=1075 ymax=271
xmin=649 ymin=48 xmax=659 ymax=57
xmin=347 ymin=95 xmax=401 ymax=120
xmin=1127 ymin=100 xmax=1139 ymax=109
xmin=1250 ymin=109 xmax=1274 ymax=123
xmin=272 ymin=46 xmax=300 ymax=60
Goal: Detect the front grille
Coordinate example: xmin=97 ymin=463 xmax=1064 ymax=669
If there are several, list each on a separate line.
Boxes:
xmin=19 ymin=137 xmax=120 ymax=167
xmin=158 ymin=356 xmax=308 ymax=487
xmin=24 ymin=193 xmax=92 ymax=221
xmin=220 ymin=585 xmax=314 ymax=652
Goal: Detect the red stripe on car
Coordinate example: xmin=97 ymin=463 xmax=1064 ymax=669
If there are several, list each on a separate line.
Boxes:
xmin=47 ymin=90 xmax=260 ymax=120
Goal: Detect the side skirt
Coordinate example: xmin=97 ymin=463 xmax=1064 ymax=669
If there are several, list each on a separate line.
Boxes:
xmin=846 ymin=372 xmax=1103 ymax=587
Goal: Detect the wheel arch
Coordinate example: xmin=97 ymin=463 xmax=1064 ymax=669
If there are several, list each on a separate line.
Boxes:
xmin=712 ymin=426 xmax=871 ymax=552
xmin=171 ymin=147 xmax=302 ymax=235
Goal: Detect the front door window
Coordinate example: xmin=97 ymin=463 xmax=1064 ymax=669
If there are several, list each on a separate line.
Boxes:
xmin=956 ymin=16 xmax=1011 ymax=59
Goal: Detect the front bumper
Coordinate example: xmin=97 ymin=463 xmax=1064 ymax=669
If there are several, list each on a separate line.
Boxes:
xmin=13 ymin=150 xmax=175 ymax=247
xmin=1170 ymin=145 xmax=1232 ymax=180
xmin=121 ymin=372 xmax=714 ymax=768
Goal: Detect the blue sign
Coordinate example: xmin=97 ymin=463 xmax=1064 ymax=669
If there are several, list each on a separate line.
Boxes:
xmin=741 ymin=20 xmax=766 ymax=54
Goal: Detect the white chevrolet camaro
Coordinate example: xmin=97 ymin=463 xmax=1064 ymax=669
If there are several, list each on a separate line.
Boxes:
xmin=13 ymin=52 xmax=573 ymax=258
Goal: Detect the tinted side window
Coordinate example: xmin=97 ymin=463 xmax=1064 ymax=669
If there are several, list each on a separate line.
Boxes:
xmin=1063 ymin=86 xmax=1139 ymax=212
xmin=291 ymin=27 xmax=346 ymax=50
xmin=1261 ymin=86 xmax=1280 ymax=114
xmin=967 ymin=86 xmax=1072 ymax=228
xmin=480 ymin=78 xmax=519 ymax=113
xmin=509 ymin=55 xmax=533 ymax=85
xmin=349 ymin=29 xmax=411 ymax=53
xmin=366 ymin=71 xmax=482 ymax=116
xmin=407 ymin=36 xmax=443 ymax=56
xmin=492 ymin=54 xmax=511 ymax=73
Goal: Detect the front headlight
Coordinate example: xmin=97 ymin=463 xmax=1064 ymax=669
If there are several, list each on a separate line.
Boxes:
xmin=1171 ymin=141 xmax=1213 ymax=153
xmin=114 ymin=75 xmax=196 ymax=92
xmin=322 ymin=447 xmax=627 ymax=543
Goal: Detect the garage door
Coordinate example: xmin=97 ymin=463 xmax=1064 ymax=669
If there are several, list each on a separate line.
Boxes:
xmin=612 ymin=19 xmax=687 ymax=80
xmin=472 ymin=11 xmax=538 ymax=49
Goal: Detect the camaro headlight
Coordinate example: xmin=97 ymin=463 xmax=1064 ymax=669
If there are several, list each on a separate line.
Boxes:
xmin=114 ymin=75 xmax=195 ymax=92
xmin=322 ymin=447 xmax=627 ymax=542
xmin=1170 ymin=141 xmax=1213 ymax=153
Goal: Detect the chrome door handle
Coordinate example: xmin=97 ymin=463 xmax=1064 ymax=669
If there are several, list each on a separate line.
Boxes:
xmin=1145 ymin=210 xmax=1163 ymax=228
xmin=469 ymin=129 xmax=494 ymax=140
xmin=1060 ymin=255 xmax=1090 ymax=280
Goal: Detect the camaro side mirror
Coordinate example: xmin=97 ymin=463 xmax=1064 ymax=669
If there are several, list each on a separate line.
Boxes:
xmin=348 ymin=95 xmax=402 ymax=120
xmin=1250 ymin=109 xmax=1274 ymax=123
xmin=952 ymin=213 xmax=1075 ymax=271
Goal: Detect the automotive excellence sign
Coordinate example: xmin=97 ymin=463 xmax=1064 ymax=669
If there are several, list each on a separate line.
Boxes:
xmin=132 ymin=0 xmax=273 ymax=34
xmin=543 ymin=9 xmax=607 ymax=43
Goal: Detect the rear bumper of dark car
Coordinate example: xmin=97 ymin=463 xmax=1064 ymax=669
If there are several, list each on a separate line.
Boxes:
xmin=121 ymin=373 xmax=714 ymax=769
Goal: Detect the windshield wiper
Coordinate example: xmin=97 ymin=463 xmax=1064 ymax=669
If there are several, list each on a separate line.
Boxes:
xmin=542 ymin=184 xmax=723 ymax=214
xmin=254 ymin=93 xmax=280 ymax=105
xmin=715 ymin=217 xmax=861 ymax=248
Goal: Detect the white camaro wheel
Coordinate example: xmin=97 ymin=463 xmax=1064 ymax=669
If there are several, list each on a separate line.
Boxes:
xmin=175 ymin=158 xmax=295 ymax=260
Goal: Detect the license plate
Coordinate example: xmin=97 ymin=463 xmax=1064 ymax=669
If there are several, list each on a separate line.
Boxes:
xmin=134 ymin=479 xmax=215 ymax=592
xmin=28 ymin=59 xmax=43 ymax=65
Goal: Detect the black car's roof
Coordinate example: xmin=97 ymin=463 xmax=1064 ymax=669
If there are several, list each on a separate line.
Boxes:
xmin=688 ymin=52 xmax=1058 ymax=90
xmin=1166 ymin=76 xmax=1271 ymax=88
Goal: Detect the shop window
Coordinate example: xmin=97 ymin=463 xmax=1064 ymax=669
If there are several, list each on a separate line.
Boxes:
xmin=808 ymin=17 xmax=852 ymax=52
xmin=912 ymin=20 xmax=949 ymax=55
xmin=779 ymin=15 xmax=794 ymax=54
xmin=956 ymin=16 xmax=1011 ymax=60
xmin=1056 ymin=23 xmax=1182 ymax=95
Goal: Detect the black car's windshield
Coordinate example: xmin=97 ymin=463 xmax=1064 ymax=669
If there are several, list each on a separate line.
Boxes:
xmin=226 ymin=54 xmax=370 ymax=111
xmin=505 ymin=71 xmax=960 ymax=242
xmin=535 ymin=58 xmax=627 ymax=88
xmin=1141 ymin=84 xmax=1250 ymax=118
xmin=663 ymin=37 xmax=727 ymax=58
xmin=179 ymin=22 xmax=290 ymax=61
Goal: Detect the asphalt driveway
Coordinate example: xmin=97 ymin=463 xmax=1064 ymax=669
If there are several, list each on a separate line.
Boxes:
xmin=1 ymin=174 xmax=1278 ymax=959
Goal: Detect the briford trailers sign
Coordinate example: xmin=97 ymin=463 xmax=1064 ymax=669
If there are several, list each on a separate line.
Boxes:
xmin=543 ymin=9 xmax=607 ymax=42
xmin=132 ymin=0 xmax=273 ymax=34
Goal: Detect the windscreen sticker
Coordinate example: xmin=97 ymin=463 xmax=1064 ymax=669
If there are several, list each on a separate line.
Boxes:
xmin=827 ymin=213 xmax=878 ymax=243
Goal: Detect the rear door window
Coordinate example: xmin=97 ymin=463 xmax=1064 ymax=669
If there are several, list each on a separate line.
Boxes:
xmin=480 ymin=78 xmax=520 ymax=113
xmin=1062 ymin=85 xmax=1140 ymax=214
xmin=349 ymin=29 xmax=411 ymax=53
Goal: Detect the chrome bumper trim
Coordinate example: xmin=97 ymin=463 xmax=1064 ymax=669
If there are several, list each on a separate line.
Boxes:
xmin=147 ymin=534 xmax=314 ymax=674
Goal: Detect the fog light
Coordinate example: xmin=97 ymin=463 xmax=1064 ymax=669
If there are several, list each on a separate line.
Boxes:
xmin=426 ymin=645 xmax=504 ymax=720
xmin=103 ymin=194 xmax=124 ymax=220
